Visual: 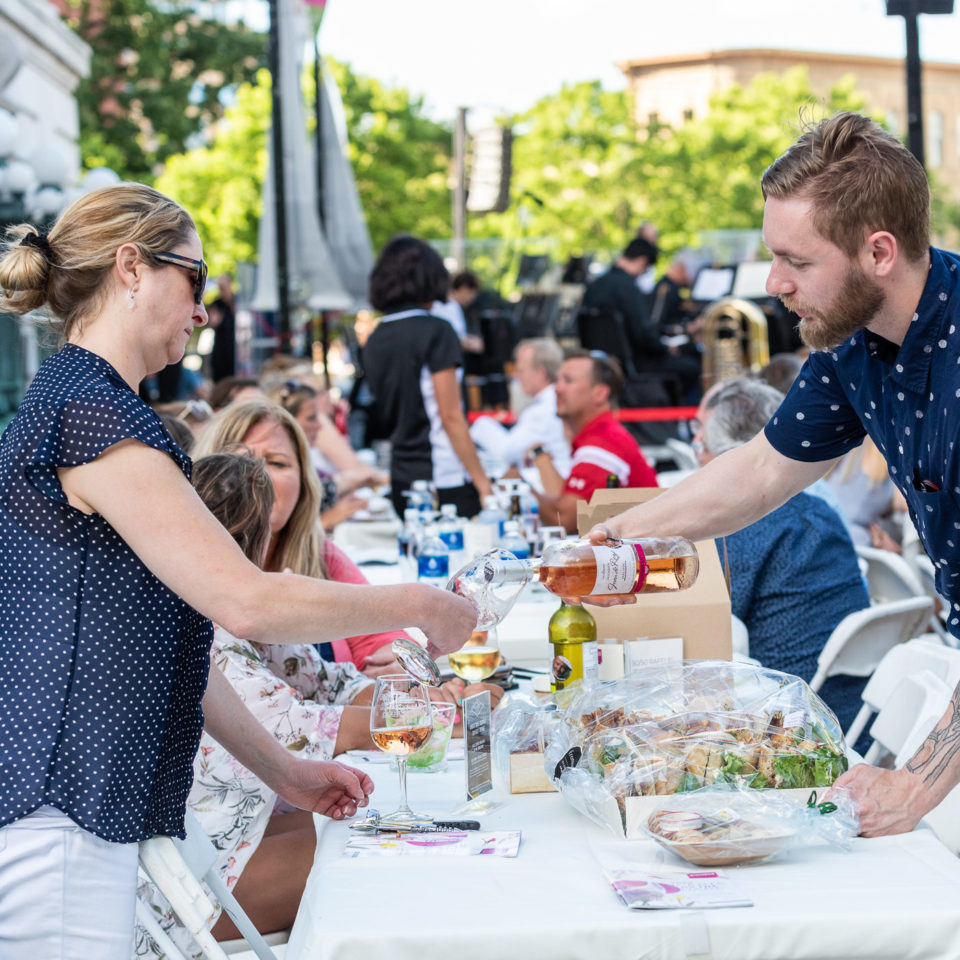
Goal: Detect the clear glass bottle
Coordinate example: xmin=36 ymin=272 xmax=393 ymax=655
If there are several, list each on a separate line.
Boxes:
xmin=448 ymin=536 xmax=699 ymax=629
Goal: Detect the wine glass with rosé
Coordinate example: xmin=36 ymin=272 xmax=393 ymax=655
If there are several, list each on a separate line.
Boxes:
xmin=369 ymin=674 xmax=434 ymax=822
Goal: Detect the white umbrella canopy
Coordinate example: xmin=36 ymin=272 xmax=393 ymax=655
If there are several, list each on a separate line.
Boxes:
xmin=252 ymin=0 xmax=350 ymax=315
xmin=316 ymin=71 xmax=374 ymax=309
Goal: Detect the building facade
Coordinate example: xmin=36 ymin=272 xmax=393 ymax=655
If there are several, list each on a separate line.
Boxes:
xmin=0 ymin=0 xmax=90 ymax=427
xmin=619 ymin=48 xmax=960 ymax=198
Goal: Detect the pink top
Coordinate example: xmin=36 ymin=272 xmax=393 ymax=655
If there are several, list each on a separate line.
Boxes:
xmin=323 ymin=541 xmax=413 ymax=668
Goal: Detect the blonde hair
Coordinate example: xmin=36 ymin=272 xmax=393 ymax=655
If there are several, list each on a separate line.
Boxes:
xmin=192 ymin=399 xmax=328 ymax=578
xmin=0 ymin=182 xmax=196 ymax=340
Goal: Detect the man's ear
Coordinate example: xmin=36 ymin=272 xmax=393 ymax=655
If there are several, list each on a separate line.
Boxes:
xmin=864 ymin=231 xmax=897 ymax=278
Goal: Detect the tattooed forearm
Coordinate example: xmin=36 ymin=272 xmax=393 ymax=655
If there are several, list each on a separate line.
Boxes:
xmin=905 ymin=682 xmax=960 ymax=788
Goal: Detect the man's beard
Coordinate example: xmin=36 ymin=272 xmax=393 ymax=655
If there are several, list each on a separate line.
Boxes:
xmin=781 ymin=265 xmax=885 ymax=352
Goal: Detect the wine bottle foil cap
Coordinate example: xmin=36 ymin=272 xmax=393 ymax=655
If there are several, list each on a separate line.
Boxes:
xmin=391 ymin=637 xmax=442 ymax=686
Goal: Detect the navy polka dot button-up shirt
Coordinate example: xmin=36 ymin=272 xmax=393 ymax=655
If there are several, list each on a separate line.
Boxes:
xmin=766 ymin=247 xmax=960 ymax=638
xmin=0 ymin=344 xmax=212 ymax=842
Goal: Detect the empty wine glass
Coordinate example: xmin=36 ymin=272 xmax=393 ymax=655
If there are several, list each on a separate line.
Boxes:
xmin=369 ymin=674 xmax=433 ymax=822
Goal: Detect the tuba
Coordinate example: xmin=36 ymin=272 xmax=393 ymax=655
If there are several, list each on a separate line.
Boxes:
xmin=700 ymin=297 xmax=769 ymax=390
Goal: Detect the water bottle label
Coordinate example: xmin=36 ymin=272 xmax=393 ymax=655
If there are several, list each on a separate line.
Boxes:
xmin=590 ymin=543 xmax=648 ymax=595
xmin=439 ymin=531 xmax=464 ymax=551
xmin=511 ymin=546 xmax=531 ymax=560
xmin=418 ymin=554 xmax=450 ymax=579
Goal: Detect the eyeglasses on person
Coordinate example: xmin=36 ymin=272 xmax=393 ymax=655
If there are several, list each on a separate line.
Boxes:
xmin=152 ymin=251 xmax=208 ymax=304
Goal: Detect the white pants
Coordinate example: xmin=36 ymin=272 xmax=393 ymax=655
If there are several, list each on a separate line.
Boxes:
xmin=0 ymin=806 xmax=138 ymax=960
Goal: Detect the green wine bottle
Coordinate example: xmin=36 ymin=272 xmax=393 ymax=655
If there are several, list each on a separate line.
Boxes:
xmin=548 ymin=601 xmax=598 ymax=692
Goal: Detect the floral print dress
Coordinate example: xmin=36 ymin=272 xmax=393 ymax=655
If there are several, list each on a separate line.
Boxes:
xmin=134 ymin=626 xmax=372 ymax=958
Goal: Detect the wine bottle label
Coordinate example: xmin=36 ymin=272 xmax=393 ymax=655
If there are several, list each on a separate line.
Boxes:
xmin=590 ymin=543 xmax=649 ymax=594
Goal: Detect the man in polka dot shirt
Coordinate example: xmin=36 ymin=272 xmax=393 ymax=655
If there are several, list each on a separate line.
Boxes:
xmin=588 ymin=112 xmax=960 ymax=839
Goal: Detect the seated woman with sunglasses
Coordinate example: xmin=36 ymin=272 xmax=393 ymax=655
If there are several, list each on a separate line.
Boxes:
xmin=0 ymin=183 xmax=475 ymax=959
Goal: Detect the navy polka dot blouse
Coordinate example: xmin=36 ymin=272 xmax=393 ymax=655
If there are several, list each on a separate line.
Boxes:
xmin=0 ymin=344 xmax=212 ymax=843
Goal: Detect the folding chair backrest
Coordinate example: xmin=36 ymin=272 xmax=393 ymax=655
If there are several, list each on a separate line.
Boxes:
xmin=138 ymin=811 xmax=278 ymax=960
xmin=810 ymin=596 xmax=934 ymax=691
xmin=856 ymin=545 xmax=926 ymax=603
xmin=864 ymin=670 xmax=952 ymax=765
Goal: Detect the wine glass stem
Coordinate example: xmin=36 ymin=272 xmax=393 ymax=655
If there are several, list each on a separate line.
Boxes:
xmin=396 ymin=758 xmax=412 ymax=816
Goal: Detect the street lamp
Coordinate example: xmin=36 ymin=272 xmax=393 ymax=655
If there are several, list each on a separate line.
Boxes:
xmin=0 ymin=108 xmax=72 ymax=229
xmin=886 ymin=0 xmax=956 ymax=168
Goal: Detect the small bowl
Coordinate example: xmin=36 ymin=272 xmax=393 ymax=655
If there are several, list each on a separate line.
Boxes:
xmin=646 ymin=826 xmax=795 ymax=866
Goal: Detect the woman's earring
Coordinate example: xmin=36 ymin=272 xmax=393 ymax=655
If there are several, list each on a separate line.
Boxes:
xmin=127 ymin=286 xmax=136 ymax=309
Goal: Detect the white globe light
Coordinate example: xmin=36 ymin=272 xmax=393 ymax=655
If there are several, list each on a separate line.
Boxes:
xmin=29 ymin=144 xmax=70 ymax=189
xmin=81 ymin=166 xmax=121 ymax=192
xmin=0 ymin=109 xmax=18 ymax=156
xmin=5 ymin=160 xmax=36 ymax=194
xmin=30 ymin=185 xmax=65 ymax=219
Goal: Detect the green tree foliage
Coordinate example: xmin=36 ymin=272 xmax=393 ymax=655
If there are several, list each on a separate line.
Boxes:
xmin=63 ymin=0 xmax=265 ymax=181
xmin=155 ymin=59 xmax=451 ymax=273
xmin=155 ymin=72 xmax=271 ymax=278
xmin=631 ymin=68 xmax=867 ymax=255
xmin=470 ymin=82 xmax=639 ymax=266
xmin=469 ymin=68 xmax=869 ymax=275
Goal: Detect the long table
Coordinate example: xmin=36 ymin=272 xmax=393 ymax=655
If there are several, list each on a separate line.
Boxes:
xmin=286 ymin=752 xmax=960 ymax=960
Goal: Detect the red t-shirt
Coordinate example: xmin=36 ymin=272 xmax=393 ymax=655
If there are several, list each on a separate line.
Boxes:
xmin=323 ymin=541 xmax=413 ymax=668
xmin=564 ymin=411 xmax=658 ymax=502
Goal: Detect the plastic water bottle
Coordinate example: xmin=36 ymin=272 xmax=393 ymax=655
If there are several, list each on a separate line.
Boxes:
xmin=477 ymin=495 xmax=507 ymax=553
xmin=417 ymin=522 xmax=450 ymax=588
xmin=438 ymin=504 xmax=467 ymax=572
xmin=411 ymin=479 xmax=436 ymax=515
xmin=518 ymin=482 xmax=540 ymax=551
xmin=398 ymin=508 xmax=420 ymax=578
xmin=499 ymin=519 xmax=531 ymax=560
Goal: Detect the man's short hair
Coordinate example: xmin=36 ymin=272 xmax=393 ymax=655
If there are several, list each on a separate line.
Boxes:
xmin=564 ymin=348 xmax=624 ymax=407
xmin=517 ymin=337 xmax=563 ymax=382
xmin=369 ymin=234 xmax=450 ymax=312
xmin=622 ymin=237 xmax=658 ymax=264
xmin=451 ymin=270 xmax=480 ymax=291
xmin=761 ymin=111 xmax=930 ymax=263
xmin=702 ymin=378 xmax=784 ymax=456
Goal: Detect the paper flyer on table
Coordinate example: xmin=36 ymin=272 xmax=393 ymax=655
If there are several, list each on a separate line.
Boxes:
xmin=606 ymin=868 xmax=753 ymax=909
xmin=344 ymin=830 xmax=521 ymax=858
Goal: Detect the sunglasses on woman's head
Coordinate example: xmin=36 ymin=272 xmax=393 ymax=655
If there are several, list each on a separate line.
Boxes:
xmin=153 ymin=251 xmax=208 ymax=304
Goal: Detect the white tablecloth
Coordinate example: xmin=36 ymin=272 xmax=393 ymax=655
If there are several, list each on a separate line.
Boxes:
xmin=287 ymin=755 xmax=960 ymax=960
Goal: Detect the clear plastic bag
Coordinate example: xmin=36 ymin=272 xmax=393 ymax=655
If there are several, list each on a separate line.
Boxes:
xmin=644 ymin=783 xmax=859 ymax=866
xmin=543 ymin=661 xmax=851 ymax=836
xmin=491 ymin=692 xmax=563 ymax=783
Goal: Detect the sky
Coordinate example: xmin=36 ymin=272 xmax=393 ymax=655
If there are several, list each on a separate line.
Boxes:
xmin=306 ymin=0 xmax=960 ymax=123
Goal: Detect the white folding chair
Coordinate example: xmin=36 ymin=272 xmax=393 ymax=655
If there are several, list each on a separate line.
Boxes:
xmin=844 ymin=636 xmax=960 ymax=746
xmin=856 ymin=545 xmax=947 ymax=640
xmin=864 ymin=670 xmax=953 ymax=765
xmin=910 ymin=554 xmax=955 ymax=645
xmin=808 ymin=596 xmax=935 ymax=694
xmin=138 ymin=810 xmax=282 ymax=960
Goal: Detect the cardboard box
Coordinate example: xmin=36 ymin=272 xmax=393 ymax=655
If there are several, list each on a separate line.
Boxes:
xmin=576 ymin=488 xmax=732 ymax=661
xmin=508 ymin=752 xmax=557 ymax=793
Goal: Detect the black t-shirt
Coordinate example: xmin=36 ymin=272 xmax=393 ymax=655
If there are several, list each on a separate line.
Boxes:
xmin=363 ymin=308 xmax=466 ymax=490
xmin=582 ymin=266 xmax=665 ymax=362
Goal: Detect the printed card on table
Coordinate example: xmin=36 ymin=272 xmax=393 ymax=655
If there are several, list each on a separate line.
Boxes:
xmin=344 ymin=830 xmax=521 ymax=858
xmin=606 ymin=868 xmax=753 ymax=910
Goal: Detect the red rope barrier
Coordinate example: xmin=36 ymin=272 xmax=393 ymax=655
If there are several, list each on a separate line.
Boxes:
xmin=467 ymin=406 xmax=698 ymax=426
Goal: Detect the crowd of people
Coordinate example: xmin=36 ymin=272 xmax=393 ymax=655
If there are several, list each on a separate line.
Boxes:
xmin=2 ymin=110 xmax=960 ymax=957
